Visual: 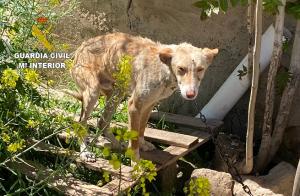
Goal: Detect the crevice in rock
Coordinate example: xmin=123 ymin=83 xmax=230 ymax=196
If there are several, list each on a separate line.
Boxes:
xmin=127 ymin=0 xmax=133 ymax=30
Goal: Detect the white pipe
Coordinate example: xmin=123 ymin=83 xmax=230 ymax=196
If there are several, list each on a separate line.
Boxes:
xmin=196 ymin=25 xmax=275 ymax=120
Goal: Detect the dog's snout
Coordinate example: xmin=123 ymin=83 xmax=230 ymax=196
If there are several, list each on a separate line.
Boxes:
xmin=186 ymin=90 xmax=196 ymax=99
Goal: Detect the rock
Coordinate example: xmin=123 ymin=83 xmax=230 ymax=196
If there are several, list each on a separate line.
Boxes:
xmin=234 ymin=162 xmax=296 ymax=196
xmin=191 ymin=168 xmax=233 ymax=196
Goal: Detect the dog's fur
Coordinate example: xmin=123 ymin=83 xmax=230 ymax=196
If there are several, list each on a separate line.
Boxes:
xmin=69 ymin=32 xmax=218 ymax=161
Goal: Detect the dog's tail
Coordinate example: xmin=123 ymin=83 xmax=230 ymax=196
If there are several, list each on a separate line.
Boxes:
xmin=61 ymin=89 xmax=83 ymax=101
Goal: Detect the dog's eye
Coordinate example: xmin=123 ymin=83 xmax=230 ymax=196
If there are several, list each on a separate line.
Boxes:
xmin=178 ymin=67 xmax=187 ymax=75
xmin=197 ymin=67 xmax=204 ymax=72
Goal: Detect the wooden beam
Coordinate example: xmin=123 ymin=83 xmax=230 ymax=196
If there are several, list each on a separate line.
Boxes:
xmin=144 ymin=127 xmax=198 ymax=148
xmin=141 ymin=130 xmax=211 ymax=170
xmin=30 ymin=140 xmax=132 ymax=179
xmin=7 ymin=159 xmax=113 ymax=196
xmin=57 ymin=132 xmax=112 ymax=148
xmin=102 ymin=177 xmax=137 ymax=195
xmin=112 ymin=123 xmax=203 ymax=148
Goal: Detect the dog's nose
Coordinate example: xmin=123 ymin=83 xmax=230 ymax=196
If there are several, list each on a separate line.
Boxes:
xmin=186 ymin=90 xmax=196 ymax=99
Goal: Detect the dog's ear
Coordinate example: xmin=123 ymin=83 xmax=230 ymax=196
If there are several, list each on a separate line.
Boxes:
xmin=159 ymin=48 xmax=173 ymax=65
xmin=203 ymin=48 xmax=218 ymax=64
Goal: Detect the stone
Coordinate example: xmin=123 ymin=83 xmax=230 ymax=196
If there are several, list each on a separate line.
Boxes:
xmin=191 ymin=168 xmax=233 ymax=196
xmin=234 ymin=162 xmax=296 ymax=196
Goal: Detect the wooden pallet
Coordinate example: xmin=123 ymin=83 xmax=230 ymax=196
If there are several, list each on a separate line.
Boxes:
xmin=10 ymin=112 xmax=222 ymax=195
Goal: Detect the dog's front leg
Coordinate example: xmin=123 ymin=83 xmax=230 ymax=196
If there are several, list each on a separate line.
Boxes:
xmin=79 ymin=89 xmax=101 ymax=162
xmin=128 ymin=96 xmax=141 ymax=161
xmin=139 ymin=104 xmax=156 ymax=151
xmin=80 ymin=138 xmax=97 ymax=162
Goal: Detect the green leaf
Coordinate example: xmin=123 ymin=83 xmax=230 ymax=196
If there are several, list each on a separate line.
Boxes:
xmin=128 ymin=130 xmax=139 ymax=140
xmin=193 ymin=1 xmax=210 ymax=9
xmin=219 ymin=0 xmax=228 ymax=12
xmin=102 ymin=147 xmax=110 ymax=157
xmin=286 ymin=2 xmax=300 ymax=19
xmin=111 ymin=160 xmax=120 ymax=169
xmin=115 ymin=135 xmax=121 ymax=141
xmin=210 ymin=0 xmax=219 ymax=7
xmin=102 ymin=171 xmax=110 ymax=182
xmin=125 ymin=148 xmax=135 ymax=159
xmin=200 ymin=10 xmax=208 ymax=20
xmin=276 ymin=69 xmax=292 ymax=94
xmin=263 ymin=0 xmax=283 ymax=15
xmin=240 ymin=0 xmax=247 ymax=6
xmin=230 ymin=0 xmax=239 ymax=7
xmin=109 ymin=154 xmax=121 ymax=169
xmin=116 ymin=129 xmax=122 ymax=136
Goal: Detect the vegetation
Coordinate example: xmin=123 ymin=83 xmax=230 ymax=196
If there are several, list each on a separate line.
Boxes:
xmin=0 ymin=1 xmax=158 ymax=195
xmin=183 ymin=177 xmax=211 ymax=196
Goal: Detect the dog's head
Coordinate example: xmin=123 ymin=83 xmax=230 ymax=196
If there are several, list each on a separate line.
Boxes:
xmin=159 ymin=43 xmax=218 ymax=100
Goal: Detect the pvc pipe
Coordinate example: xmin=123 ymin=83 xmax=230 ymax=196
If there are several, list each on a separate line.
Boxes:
xmin=196 ymin=25 xmax=275 ymax=120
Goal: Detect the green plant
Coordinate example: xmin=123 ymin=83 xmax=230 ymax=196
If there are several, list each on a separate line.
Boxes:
xmin=0 ymin=0 xmax=78 ymax=194
xmin=276 ymin=68 xmax=292 ymax=94
xmin=183 ymin=177 xmax=211 ymax=196
xmin=286 ymin=1 xmax=300 ymax=19
xmin=0 ymin=1 xmax=159 ymax=194
xmin=237 ymin=65 xmax=248 ymax=80
xmin=131 ymin=159 xmax=157 ymax=196
xmin=193 ymin=0 xmax=286 ymax=20
xmin=102 ymin=127 xmax=157 ymax=195
xmin=193 ymin=0 xmax=247 ymax=19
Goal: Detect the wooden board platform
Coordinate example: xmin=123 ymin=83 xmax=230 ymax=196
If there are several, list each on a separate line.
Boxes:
xmin=12 ymin=111 xmax=222 ymax=195
xmin=7 ymin=159 xmax=116 ymax=195
xmin=142 ymin=130 xmax=210 ymax=170
xmin=30 ymin=139 xmax=132 ymax=180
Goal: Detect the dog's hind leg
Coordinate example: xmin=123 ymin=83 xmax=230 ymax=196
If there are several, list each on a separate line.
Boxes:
xmin=98 ymin=89 xmax=125 ymax=150
xmin=79 ymin=88 xmax=101 ymax=162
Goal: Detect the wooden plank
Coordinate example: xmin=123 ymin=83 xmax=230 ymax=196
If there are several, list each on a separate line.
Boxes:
xmin=141 ymin=130 xmax=211 ymax=170
xmin=102 ymin=177 xmax=137 ymax=195
xmin=144 ymin=127 xmax=198 ymax=148
xmin=150 ymin=111 xmax=223 ymax=130
xmin=157 ymin=162 xmax=177 ymax=194
xmin=31 ymin=140 xmax=132 ymax=179
xmin=112 ymin=123 xmax=198 ymax=148
xmin=58 ymin=131 xmax=112 ymax=148
xmin=7 ymin=159 xmax=113 ymax=196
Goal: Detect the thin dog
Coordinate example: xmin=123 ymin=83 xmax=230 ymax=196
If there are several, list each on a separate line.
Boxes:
xmin=67 ymin=33 xmax=218 ymax=161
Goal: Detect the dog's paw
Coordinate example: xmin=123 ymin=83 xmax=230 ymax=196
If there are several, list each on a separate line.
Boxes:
xmin=80 ymin=151 xmax=96 ymax=162
xmin=130 ymin=150 xmax=140 ymax=165
xmin=140 ymin=140 xmax=156 ymax=151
